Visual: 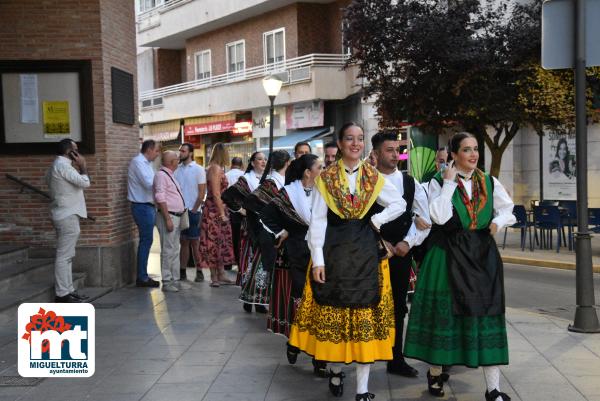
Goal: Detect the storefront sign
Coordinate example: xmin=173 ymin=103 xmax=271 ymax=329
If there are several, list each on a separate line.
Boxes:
xmin=184 ymin=120 xmax=235 ymax=136
xmin=543 ymin=130 xmax=576 ymax=200
xmin=286 ymin=101 xmax=324 ymax=129
xmin=232 ymin=121 xmax=252 ymax=136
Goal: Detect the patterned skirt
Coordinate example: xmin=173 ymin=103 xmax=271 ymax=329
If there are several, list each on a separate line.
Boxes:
xmin=267 ymin=267 xmax=297 ymax=337
xmin=403 ymin=246 xmax=509 ymax=368
xmin=236 ymin=233 xmax=253 ymax=286
xmin=239 ymin=249 xmax=270 ymax=305
xmin=199 ymin=200 xmax=235 ymax=270
xmin=288 ymin=259 xmax=395 ymax=364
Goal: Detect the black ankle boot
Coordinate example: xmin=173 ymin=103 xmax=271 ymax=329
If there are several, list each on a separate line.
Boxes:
xmin=485 ymin=389 xmax=511 ymax=401
xmin=355 ymin=392 xmax=375 ymax=401
xmin=286 ymin=343 xmax=299 ymax=364
xmin=328 ymin=370 xmax=345 ymax=397
xmin=427 ymin=370 xmax=445 ymax=397
xmin=312 ymin=358 xmax=328 ymax=377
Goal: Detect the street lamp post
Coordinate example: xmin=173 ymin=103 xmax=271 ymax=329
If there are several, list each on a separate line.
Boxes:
xmin=261 ymin=75 xmax=283 ymax=182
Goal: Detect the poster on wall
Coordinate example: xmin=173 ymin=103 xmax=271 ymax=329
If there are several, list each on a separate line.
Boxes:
xmin=543 ymin=130 xmax=576 ymax=200
xmin=43 ymin=100 xmax=70 ymax=137
xmin=20 ymin=74 xmax=38 ymax=123
xmin=286 ymin=101 xmax=324 ymax=129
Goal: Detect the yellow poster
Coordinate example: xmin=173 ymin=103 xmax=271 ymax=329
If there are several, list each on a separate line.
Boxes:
xmin=43 ymin=101 xmax=70 ymax=135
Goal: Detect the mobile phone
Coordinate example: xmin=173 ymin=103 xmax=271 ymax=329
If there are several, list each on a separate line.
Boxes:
xmin=68 ymin=150 xmax=78 ymax=161
xmin=439 ymin=162 xmax=447 ymax=172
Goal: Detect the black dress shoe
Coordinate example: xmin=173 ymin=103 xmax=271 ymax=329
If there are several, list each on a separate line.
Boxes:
xmin=486 ymin=389 xmax=511 ymax=401
xmin=312 ymin=358 xmax=328 ymax=377
xmin=356 ymin=392 xmax=375 ymax=401
xmin=286 ymin=343 xmax=299 ymax=364
xmin=427 ymin=371 xmax=445 ymax=397
xmin=441 ymin=365 xmax=451 ymax=382
xmin=71 ymin=291 xmax=89 ymax=300
xmin=55 ymin=294 xmax=84 ymax=303
xmin=328 ymin=370 xmax=345 ymax=397
xmin=255 ymin=304 xmax=268 ymax=313
xmin=136 ymin=278 xmax=160 ymax=288
xmin=243 ymin=303 xmax=252 ymax=313
xmin=387 ymin=360 xmax=419 ymax=377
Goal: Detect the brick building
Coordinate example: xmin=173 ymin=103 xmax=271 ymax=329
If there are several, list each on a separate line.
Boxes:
xmin=0 ymin=1 xmax=139 ymax=288
xmin=136 ymin=0 xmax=380 ymax=164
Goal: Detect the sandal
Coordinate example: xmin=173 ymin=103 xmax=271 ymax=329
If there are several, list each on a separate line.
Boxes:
xmin=328 ymin=370 xmax=345 ymax=397
xmin=485 ymin=389 xmax=511 ymax=401
xmin=427 ymin=370 xmax=445 ymax=397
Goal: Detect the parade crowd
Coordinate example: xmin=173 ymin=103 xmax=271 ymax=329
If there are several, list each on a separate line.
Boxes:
xmin=47 ymin=125 xmax=516 ymax=401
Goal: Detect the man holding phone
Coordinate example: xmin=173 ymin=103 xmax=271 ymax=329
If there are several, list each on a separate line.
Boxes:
xmin=46 ymin=139 xmax=91 ymax=303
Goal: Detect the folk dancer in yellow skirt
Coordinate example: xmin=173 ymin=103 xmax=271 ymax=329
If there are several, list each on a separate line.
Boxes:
xmin=288 ymin=122 xmax=407 ymax=401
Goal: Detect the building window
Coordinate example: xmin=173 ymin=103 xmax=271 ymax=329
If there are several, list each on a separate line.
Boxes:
xmin=226 ymin=40 xmax=245 ymax=74
xmin=195 ymin=50 xmax=211 ymax=80
xmin=139 ymin=0 xmax=164 ymax=13
xmin=342 ymin=19 xmax=351 ymax=55
xmin=263 ymin=28 xmax=285 ymax=66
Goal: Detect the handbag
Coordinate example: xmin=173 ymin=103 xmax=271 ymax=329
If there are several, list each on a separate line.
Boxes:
xmin=160 ymin=169 xmax=189 ymax=231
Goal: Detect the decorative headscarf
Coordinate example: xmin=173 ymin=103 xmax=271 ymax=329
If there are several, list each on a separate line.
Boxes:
xmin=455 ymin=168 xmax=488 ymax=229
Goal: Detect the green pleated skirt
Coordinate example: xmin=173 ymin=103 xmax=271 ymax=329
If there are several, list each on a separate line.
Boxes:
xmin=403 ymin=246 xmax=509 ymax=368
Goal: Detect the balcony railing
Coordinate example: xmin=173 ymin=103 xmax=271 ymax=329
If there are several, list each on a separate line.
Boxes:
xmin=139 ymin=53 xmax=350 ymax=108
xmin=136 ymin=0 xmax=191 ymax=31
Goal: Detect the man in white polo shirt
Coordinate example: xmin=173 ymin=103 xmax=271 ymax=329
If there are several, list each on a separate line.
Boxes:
xmin=174 ymin=143 xmax=206 ymax=282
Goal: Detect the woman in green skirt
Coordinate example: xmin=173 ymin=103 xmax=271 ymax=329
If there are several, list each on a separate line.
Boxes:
xmin=404 ymin=132 xmax=516 ymax=401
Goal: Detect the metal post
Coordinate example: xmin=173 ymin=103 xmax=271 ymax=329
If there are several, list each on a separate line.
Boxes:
xmin=260 ymin=95 xmax=276 ymax=183
xmin=569 ymin=0 xmax=600 ymax=333
xmin=539 ymin=133 xmax=544 ymax=201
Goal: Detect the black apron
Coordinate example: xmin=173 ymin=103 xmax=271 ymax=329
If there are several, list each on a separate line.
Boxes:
xmin=311 ymin=209 xmax=380 ymax=308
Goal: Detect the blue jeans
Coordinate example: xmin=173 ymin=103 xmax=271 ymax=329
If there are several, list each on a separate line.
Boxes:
xmin=131 ymin=203 xmax=156 ymax=281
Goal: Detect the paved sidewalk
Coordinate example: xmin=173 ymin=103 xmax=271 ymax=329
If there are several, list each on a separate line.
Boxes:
xmin=0 ymin=266 xmax=599 ymax=401
xmin=497 ymin=230 xmax=600 ymax=272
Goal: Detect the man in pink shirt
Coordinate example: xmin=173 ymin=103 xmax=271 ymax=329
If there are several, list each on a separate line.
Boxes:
xmin=153 ymin=150 xmax=185 ymax=292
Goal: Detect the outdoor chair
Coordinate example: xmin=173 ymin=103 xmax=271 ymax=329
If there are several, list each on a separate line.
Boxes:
xmin=502 ymin=205 xmax=533 ymax=251
xmin=533 ymin=205 xmax=563 ymax=253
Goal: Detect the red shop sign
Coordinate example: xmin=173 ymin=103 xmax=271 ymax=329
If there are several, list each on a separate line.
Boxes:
xmin=184 ymin=120 xmax=236 ymax=135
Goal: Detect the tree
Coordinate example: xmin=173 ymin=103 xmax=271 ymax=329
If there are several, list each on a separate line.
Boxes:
xmin=344 ymin=0 xmax=598 ymax=177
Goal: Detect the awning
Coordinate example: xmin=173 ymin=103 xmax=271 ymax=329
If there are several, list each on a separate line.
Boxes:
xmin=142 ymin=120 xmax=181 ymax=142
xmin=258 ymin=127 xmax=330 ymax=152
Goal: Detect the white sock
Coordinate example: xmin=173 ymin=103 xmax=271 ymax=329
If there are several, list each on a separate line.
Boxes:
xmin=356 ymin=363 xmax=371 ymax=394
xmin=483 ymin=366 xmax=501 ymax=400
xmin=330 ymin=363 xmax=342 ymax=386
xmin=429 ymin=365 xmax=442 ymax=376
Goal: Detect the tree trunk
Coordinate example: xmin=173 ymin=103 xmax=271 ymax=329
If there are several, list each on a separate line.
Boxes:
xmin=488 ymin=147 xmax=503 ymax=178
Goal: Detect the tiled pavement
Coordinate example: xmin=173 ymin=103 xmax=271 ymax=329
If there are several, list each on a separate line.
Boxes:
xmin=0 ymin=269 xmax=599 ymax=401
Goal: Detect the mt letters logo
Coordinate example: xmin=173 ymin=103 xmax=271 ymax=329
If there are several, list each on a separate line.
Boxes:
xmin=18 ymin=303 xmax=95 ymax=377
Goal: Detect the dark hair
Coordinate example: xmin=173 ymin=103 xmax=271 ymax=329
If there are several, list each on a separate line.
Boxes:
xmin=437 ymin=146 xmax=448 ymax=152
xmin=370 ymin=130 xmax=399 ymax=151
xmin=448 ymin=132 xmax=476 ymax=154
xmin=294 ymin=141 xmax=312 ymax=155
xmin=270 ymin=149 xmax=292 ymax=171
xmin=285 ymin=154 xmax=319 ymax=184
xmin=324 ymin=141 xmax=338 ymax=150
xmin=57 ymin=138 xmax=75 ymax=155
xmin=245 ymin=151 xmax=264 ymax=173
xmin=337 ymin=122 xmax=363 ymax=141
xmin=555 ymin=138 xmax=570 ymax=160
xmin=231 ymin=157 xmax=243 ymax=167
xmin=181 ymin=142 xmax=194 ymax=153
xmin=141 ymin=139 xmax=157 ymax=154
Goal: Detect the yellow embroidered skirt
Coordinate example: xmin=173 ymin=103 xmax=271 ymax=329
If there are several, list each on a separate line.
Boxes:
xmin=288 ymin=259 xmax=395 ymax=364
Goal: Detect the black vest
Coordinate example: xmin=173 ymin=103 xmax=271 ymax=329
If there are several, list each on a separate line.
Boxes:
xmin=376 ymin=172 xmax=415 ymax=246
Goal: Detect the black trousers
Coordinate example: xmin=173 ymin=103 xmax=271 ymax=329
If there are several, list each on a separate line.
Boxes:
xmin=230 ymin=213 xmax=242 ymax=265
xmin=388 ymin=253 xmax=412 ymax=361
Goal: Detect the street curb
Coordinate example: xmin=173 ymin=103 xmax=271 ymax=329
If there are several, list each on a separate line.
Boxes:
xmin=502 ymin=255 xmax=600 ymax=273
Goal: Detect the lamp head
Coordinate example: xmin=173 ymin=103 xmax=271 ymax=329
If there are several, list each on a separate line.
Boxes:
xmin=262 ymin=75 xmax=283 ymax=98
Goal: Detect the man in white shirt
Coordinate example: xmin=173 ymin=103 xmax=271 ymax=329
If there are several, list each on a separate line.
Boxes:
xmin=371 ymin=131 xmax=432 ymax=377
xmin=128 ymin=139 xmax=161 ymax=287
xmin=46 ymin=139 xmax=91 ymax=303
xmin=225 ymin=157 xmax=244 ymax=187
xmin=174 ymin=143 xmax=206 ymax=282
